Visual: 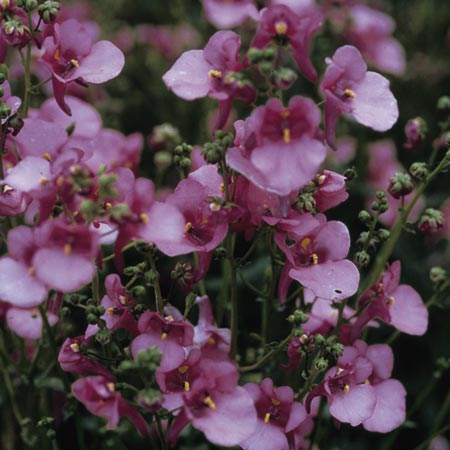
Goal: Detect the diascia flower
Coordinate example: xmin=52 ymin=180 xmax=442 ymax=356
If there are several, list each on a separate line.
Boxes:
xmin=202 ymin=0 xmax=259 ymax=29
xmin=40 ymin=18 xmax=125 ymax=115
xmin=227 ymin=96 xmax=326 ymax=197
xmin=162 ymin=30 xmax=255 ymax=129
xmin=321 ymin=45 xmax=398 ymax=149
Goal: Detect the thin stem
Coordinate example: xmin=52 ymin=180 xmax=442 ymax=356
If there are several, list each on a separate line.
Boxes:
xmin=226 ymin=233 xmax=238 ymax=358
xmin=239 ymin=333 xmax=293 ymax=373
xmin=155 ymin=416 xmax=169 ymax=450
xmin=360 ymin=156 xmax=449 ymax=294
xmin=412 ymin=424 xmax=450 ymax=450
xmin=147 ymin=252 xmax=164 ymax=313
xmin=432 ymin=388 xmax=450 ymax=435
xmin=22 ymin=14 xmax=33 ymax=117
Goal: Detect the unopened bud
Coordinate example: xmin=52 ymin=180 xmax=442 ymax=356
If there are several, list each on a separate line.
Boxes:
xmin=272 ymin=67 xmax=297 ymax=90
xmin=37 ymin=1 xmax=60 ymax=24
xmin=417 ymin=208 xmax=444 ymax=234
xmin=388 ymin=172 xmax=415 ymax=199
xmin=358 ymin=210 xmax=372 ymax=225
xmin=430 ymin=267 xmax=447 ymax=286
xmin=404 ymin=117 xmax=427 ymax=150
xmin=354 ymin=251 xmax=370 ymax=268
xmin=315 ymin=357 xmax=328 ymax=371
xmin=409 ymin=162 xmax=429 ymax=181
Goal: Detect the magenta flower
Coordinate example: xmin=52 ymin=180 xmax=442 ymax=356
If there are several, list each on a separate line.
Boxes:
xmin=142 ymin=165 xmax=228 ymax=256
xmin=202 ymin=0 xmax=259 ymax=29
xmin=131 ymin=310 xmax=194 ymax=372
xmin=251 ymin=4 xmax=323 ymax=82
xmin=275 ymin=214 xmax=360 ymax=302
xmin=313 ymin=170 xmax=348 ymax=212
xmin=162 ymin=30 xmax=255 ymax=129
xmin=40 ymin=18 xmax=125 ymax=115
xmin=345 ymin=5 xmax=406 ymax=76
xmin=58 ymin=336 xmax=112 ymax=379
xmin=72 ymin=376 xmax=148 ymax=436
xmin=168 ymin=363 xmax=257 ymax=447
xmin=241 ymin=378 xmax=307 ymax=450
xmin=321 ymin=45 xmax=398 ymax=149
xmin=6 ymin=306 xmax=58 ymax=340
xmin=98 ymin=274 xmax=139 ymax=336
xmin=306 ymin=344 xmax=376 ymax=426
xmin=227 ymin=96 xmax=326 ymax=197
xmin=348 ymin=261 xmax=428 ymax=342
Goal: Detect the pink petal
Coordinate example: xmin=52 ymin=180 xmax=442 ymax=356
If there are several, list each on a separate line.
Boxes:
xmin=352 ymin=71 xmax=398 ymax=131
xmin=0 ymin=258 xmax=48 ymax=307
xmin=4 ymin=157 xmax=51 ymax=193
xmin=389 ymin=284 xmax=428 ymax=335
xmin=363 ymin=379 xmax=406 ymax=433
xmin=162 ymin=50 xmax=211 ymax=100
xmin=241 ymin=419 xmax=289 ymax=450
xmin=6 ymin=307 xmax=58 ymax=340
xmin=330 ymin=384 xmax=376 ymax=426
xmin=71 ymin=41 xmax=125 ymax=84
xmin=366 ymin=344 xmax=394 ymax=380
xmin=33 ymin=249 xmax=95 ymax=293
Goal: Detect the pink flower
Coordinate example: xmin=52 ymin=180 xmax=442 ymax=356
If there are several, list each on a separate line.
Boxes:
xmin=162 ymin=30 xmax=255 ymax=129
xmin=227 ymin=96 xmax=326 ymax=197
xmin=72 ymin=376 xmax=148 ymax=436
xmin=202 ymin=0 xmax=259 ymax=29
xmin=6 ymin=306 xmax=58 ymax=340
xmin=313 ymin=170 xmax=348 ymax=212
xmin=275 ymin=214 xmax=360 ymax=302
xmin=251 ymin=4 xmax=323 ymax=82
xmin=241 ymin=378 xmax=308 ymax=450
xmin=40 ymin=19 xmax=125 ymax=115
xmin=321 ymin=45 xmax=398 ymax=149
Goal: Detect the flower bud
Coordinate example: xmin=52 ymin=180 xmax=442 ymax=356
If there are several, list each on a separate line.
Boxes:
xmin=358 ymin=210 xmax=372 ymax=225
xmin=314 ymin=334 xmax=325 ymax=345
xmin=430 ymin=267 xmax=447 ymax=286
xmin=417 ymin=208 xmax=445 ymax=234
xmin=409 ymin=162 xmax=429 ymax=181
xmin=315 ymin=357 xmax=328 ymax=371
xmin=354 ymin=250 xmax=370 ymax=268
xmin=404 ymin=117 xmax=427 ymax=150
xmin=272 ymin=67 xmax=297 ymax=90
xmin=343 ymin=167 xmax=357 ymax=181
xmin=247 ymin=48 xmax=264 ymax=64
xmin=37 ymin=1 xmax=60 ymax=24
xmin=149 ymin=123 xmax=181 ymax=152
xmin=292 ymin=192 xmax=316 ymax=214
xmin=95 ymin=329 xmax=112 ymax=345
xmin=376 ymin=228 xmax=391 ymax=242
xmin=388 ymin=172 xmax=415 ymax=199
xmin=154 ymin=151 xmax=172 ymax=171
xmin=0 ymin=102 xmax=11 ymax=119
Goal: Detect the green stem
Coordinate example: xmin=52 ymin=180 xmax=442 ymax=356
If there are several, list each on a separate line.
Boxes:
xmin=155 ymin=416 xmax=169 ymax=450
xmin=226 ymin=233 xmax=238 ymax=358
xmin=0 ymin=349 xmax=23 ymax=425
xmin=22 ymin=14 xmax=33 ymax=117
xmin=147 ymin=252 xmax=164 ymax=314
xmin=92 ymin=272 xmax=100 ymax=303
xmin=360 ymin=156 xmax=450 ymax=294
xmin=432 ymin=388 xmax=450 ymax=435
xmin=239 ymin=333 xmax=293 ymax=373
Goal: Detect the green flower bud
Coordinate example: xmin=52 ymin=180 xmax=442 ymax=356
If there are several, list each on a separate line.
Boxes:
xmin=409 ymin=162 xmax=429 ymax=181
xmin=430 ymin=267 xmax=447 ymax=286
xmin=417 ymin=208 xmax=444 ymax=234
xmin=86 ymin=313 xmax=98 ymax=325
xmin=95 ymin=329 xmax=111 ymax=345
xmin=358 ymin=210 xmax=372 ymax=225
xmin=315 ymin=357 xmax=328 ymax=371
xmin=388 ymin=172 xmax=415 ymax=199
xmin=377 ymin=228 xmax=391 ymax=242
xmin=354 ymin=251 xmax=370 ymax=268
xmin=247 ymin=48 xmax=264 ymax=64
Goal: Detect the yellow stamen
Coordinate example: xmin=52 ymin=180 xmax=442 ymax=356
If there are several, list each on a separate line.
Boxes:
xmin=316 ymin=174 xmax=326 ymax=185
xmin=106 ymin=307 xmax=115 ymax=316
xmin=336 ymin=367 xmax=344 ymax=375
xmin=344 ymin=88 xmax=356 ymax=99
xmin=140 ymin=213 xmax=149 ymax=224
xmin=70 ymin=343 xmax=80 ymax=353
xmin=299 ymin=334 xmax=309 ymax=344
xmin=161 ymin=332 xmax=168 ymax=341
xmin=280 ymin=109 xmax=290 ymax=119
xmin=207 ymin=337 xmax=216 ymax=345
xmin=106 ymin=382 xmax=115 ymax=392
xmin=364 ymin=379 xmax=370 ymax=385
xmin=377 ymin=282 xmax=384 ymax=294
xmin=209 ymin=202 xmax=221 ymax=212
xmin=312 ymin=253 xmax=319 ymax=265
xmin=200 ymin=217 xmax=209 ymax=225
xmin=219 ymin=183 xmax=225 ymax=194
xmin=2 ymin=184 xmax=12 ymax=193
xmin=343 ymin=384 xmax=350 ymax=394
xmin=184 ymin=222 xmax=193 ymax=235
xmin=224 ymin=73 xmax=234 ymax=85
xmin=165 ymin=315 xmax=174 ymax=322
xmin=387 ymin=296 xmax=395 ymax=306
xmin=1 ymin=1 xmax=10 ymax=9
xmin=39 ymin=177 xmax=48 ymax=185
xmin=274 ymin=21 xmax=287 ymax=35
xmin=184 ymin=381 xmax=190 ymax=392
xmin=119 ymin=295 xmax=126 ymax=305
xmin=283 ymin=127 xmax=291 ymax=144
xmin=42 ymin=153 xmax=51 ymax=161
xmin=105 ymin=202 xmax=112 ymax=211
xmin=64 ymin=243 xmax=72 ymax=255
xmin=204 ymin=396 xmax=216 ymax=410
xmin=208 ymin=69 xmax=222 ymax=78
xmin=56 ymin=176 xmax=65 ymax=187
xmin=70 ymin=59 xmax=80 ymax=68
xmin=264 ymin=412 xmax=271 ymax=423
xmin=178 ymin=365 xmax=189 ymax=374
xmin=271 ymin=398 xmax=281 ymax=406
xmin=300 ymin=237 xmax=311 ymax=251
xmin=53 ymin=48 xmax=60 ymax=61
xmin=28 ymin=266 xmax=36 ymax=276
